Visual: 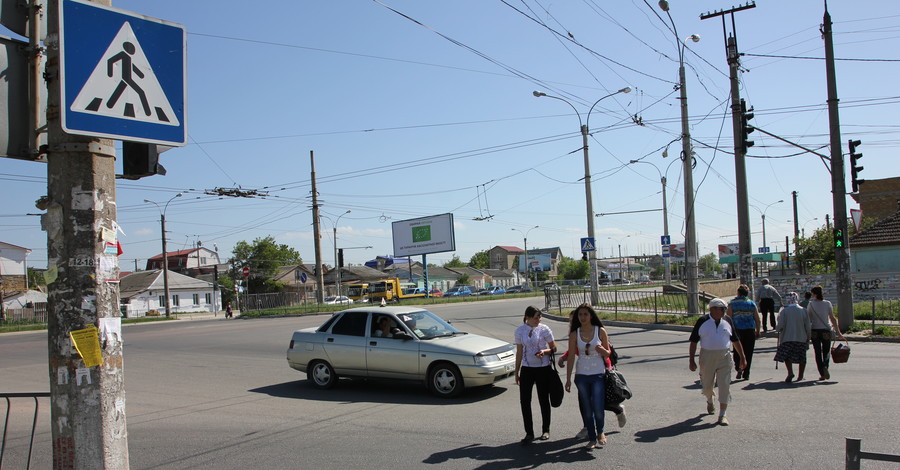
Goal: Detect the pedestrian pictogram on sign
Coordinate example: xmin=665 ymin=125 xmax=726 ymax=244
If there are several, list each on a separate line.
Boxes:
xmin=71 ymin=22 xmax=179 ymax=126
xmin=580 ymin=237 xmax=595 ymax=252
xmin=60 ymin=0 xmax=187 ymax=145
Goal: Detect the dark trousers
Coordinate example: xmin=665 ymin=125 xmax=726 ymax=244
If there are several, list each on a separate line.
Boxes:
xmin=733 ymin=328 xmax=756 ymax=377
xmin=519 ymin=365 xmax=552 ymax=436
xmin=759 ymin=298 xmax=776 ymax=330
xmin=811 ymin=329 xmax=832 ymax=377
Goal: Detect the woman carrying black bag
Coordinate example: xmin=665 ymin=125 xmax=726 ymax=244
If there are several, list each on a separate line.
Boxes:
xmin=514 ymin=306 xmax=557 ymax=445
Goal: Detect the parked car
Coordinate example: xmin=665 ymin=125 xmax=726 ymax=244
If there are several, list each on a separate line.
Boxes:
xmin=286 ymin=306 xmax=516 ymax=397
xmin=542 ymin=282 xmax=560 ymax=291
xmin=471 ymin=288 xmax=490 ymax=296
xmin=428 ymin=289 xmax=443 ymax=297
xmin=445 ymin=286 xmax=473 ymax=296
xmin=612 ymin=279 xmax=633 ymax=286
xmin=484 ymin=286 xmax=506 ymax=295
xmin=323 ymin=296 xmax=353 ymax=305
xmin=506 ymin=285 xmax=533 ymax=293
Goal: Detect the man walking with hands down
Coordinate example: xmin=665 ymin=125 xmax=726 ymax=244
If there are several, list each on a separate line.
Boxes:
xmin=689 ymin=298 xmax=747 ymax=426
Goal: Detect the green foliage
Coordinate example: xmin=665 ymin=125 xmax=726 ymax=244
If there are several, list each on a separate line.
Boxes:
xmin=456 ymin=274 xmax=470 ymax=285
xmin=795 ymin=217 xmax=878 ymax=274
xmin=557 ymin=256 xmax=589 ymax=280
xmin=698 ymin=252 xmax=720 ymax=276
xmin=231 ymin=236 xmax=301 ymax=293
xmin=219 ymin=276 xmax=235 ymax=307
xmin=27 ymin=267 xmax=45 ymax=288
xmin=442 ymin=255 xmax=466 ymax=268
xmin=468 ymin=250 xmax=489 ymax=269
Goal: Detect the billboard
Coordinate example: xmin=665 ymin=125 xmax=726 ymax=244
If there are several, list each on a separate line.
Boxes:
xmin=519 ymin=253 xmax=552 ymax=272
xmin=718 ymin=243 xmax=740 ymax=262
xmin=392 ymin=213 xmax=456 ymax=257
xmin=668 ymin=243 xmax=686 ymax=262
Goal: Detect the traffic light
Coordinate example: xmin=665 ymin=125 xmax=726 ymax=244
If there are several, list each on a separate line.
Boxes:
xmin=849 ymin=139 xmax=864 ymax=193
xmin=338 ymin=248 xmax=345 ymax=268
xmin=740 ymin=99 xmax=754 ymax=153
xmin=121 ymin=142 xmax=167 ymax=180
xmin=833 ymin=228 xmax=845 ymax=249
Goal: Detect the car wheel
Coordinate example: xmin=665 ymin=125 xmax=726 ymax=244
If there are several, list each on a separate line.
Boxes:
xmin=308 ymin=360 xmax=337 ymax=389
xmin=428 ymin=362 xmax=463 ymax=398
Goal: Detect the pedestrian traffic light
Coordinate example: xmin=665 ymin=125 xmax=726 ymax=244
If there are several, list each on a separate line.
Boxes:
xmin=121 ymin=142 xmax=167 ymax=180
xmin=849 ymin=139 xmax=864 ymax=193
xmin=833 ymin=228 xmax=845 ymax=249
xmin=741 ymin=99 xmax=754 ymax=153
xmin=338 ymin=248 xmax=345 ymax=268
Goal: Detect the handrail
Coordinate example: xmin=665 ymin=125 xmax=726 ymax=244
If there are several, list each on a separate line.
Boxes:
xmin=846 ymin=437 xmax=900 ymax=469
xmin=1 ymin=392 xmax=50 ymax=470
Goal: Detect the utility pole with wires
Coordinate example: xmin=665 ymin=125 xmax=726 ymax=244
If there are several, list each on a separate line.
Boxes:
xmin=701 ymin=2 xmax=756 ymax=295
xmin=310 ymin=151 xmax=325 ymax=304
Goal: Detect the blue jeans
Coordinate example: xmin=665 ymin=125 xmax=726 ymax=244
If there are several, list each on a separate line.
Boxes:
xmin=574 ymin=373 xmax=605 ymax=441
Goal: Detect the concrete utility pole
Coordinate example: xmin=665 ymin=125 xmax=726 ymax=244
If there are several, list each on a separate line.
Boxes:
xmin=310 ymin=151 xmax=325 ymax=303
xmin=822 ymin=5 xmax=853 ymax=331
xmin=792 ymin=190 xmax=800 ymax=272
xmin=45 ymin=0 xmax=129 ymax=467
xmin=701 ymin=2 xmax=756 ymax=297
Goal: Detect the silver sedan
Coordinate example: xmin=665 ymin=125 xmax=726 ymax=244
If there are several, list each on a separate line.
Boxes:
xmin=286 ymin=306 xmax=516 ymax=397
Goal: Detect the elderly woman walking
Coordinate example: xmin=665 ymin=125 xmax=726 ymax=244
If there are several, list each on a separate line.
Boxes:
xmin=774 ymin=293 xmax=812 ymax=382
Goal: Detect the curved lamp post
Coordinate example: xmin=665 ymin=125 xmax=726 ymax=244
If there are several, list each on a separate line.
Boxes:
xmin=533 ymin=86 xmax=631 ymax=305
xmin=752 ymin=199 xmax=783 ymax=253
xmin=511 ymin=225 xmax=539 ymax=287
xmin=659 ymin=0 xmax=702 ymax=314
xmin=609 ymin=235 xmax=631 ymax=281
xmin=144 ymin=193 xmax=182 ymax=317
xmin=629 ymin=158 xmax=680 ymax=285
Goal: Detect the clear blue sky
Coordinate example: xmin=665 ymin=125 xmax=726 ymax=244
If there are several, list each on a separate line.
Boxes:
xmin=2 ymin=0 xmax=897 ymax=272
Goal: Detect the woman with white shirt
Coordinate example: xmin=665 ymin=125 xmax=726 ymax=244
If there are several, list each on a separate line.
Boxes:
xmin=514 ymin=305 xmax=557 ymax=445
xmin=565 ymin=304 xmax=610 ymax=449
xmin=807 ymin=285 xmax=845 ymax=380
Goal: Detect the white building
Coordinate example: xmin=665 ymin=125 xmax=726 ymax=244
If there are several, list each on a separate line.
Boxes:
xmin=119 ymin=270 xmax=221 ymax=317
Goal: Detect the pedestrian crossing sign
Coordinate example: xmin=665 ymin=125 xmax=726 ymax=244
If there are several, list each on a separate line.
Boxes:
xmin=581 ymin=237 xmax=595 ymax=252
xmin=60 ymin=0 xmax=186 ymax=146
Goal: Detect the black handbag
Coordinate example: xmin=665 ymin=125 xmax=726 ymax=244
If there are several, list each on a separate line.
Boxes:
xmin=605 ymin=367 xmax=632 ymax=404
xmin=548 ymin=354 xmax=565 ymax=408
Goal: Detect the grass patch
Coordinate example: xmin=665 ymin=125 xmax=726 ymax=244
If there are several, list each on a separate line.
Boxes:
xmin=847 ymin=321 xmax=900 ymax=337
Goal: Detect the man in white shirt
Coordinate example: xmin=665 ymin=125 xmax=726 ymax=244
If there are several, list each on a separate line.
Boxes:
xmin=688 ymin=298 xmax=747 ymax=425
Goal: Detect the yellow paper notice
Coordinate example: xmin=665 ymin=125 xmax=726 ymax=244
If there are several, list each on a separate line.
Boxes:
xmin=70 ymin=327 xmax=103 ymax=367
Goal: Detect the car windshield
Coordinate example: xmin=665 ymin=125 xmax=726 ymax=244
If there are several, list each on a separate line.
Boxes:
xmin=324 ymin=296 xmax=336 ymax=302
xmin=396 ymin=310 xmax=461 ymax=339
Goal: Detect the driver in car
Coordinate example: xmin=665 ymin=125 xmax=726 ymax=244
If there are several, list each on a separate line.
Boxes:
xmin=374 ymin=316 xmax=397 ymax=338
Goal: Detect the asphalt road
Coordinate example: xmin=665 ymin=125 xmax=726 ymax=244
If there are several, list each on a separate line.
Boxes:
xmin=2 ymin=298 xmax=899 ymax=469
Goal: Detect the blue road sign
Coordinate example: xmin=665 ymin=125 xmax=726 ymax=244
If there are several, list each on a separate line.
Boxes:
xmin=581 ymin=237 xmax=595 ymax=252
xmin=661 ymin=235 xmax=671 ymax=246
xmin=60 ymin=0 xmax=186 ymax=146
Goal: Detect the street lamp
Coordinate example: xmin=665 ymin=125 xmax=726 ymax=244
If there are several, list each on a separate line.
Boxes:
xmin=658 ymin=0 xmax=701 ymax=314
xmin=629 ymin=158 xmax=680 ymax=285
xmin=533 ymin=86 xmax=631 ymax=305
xmin=144 ymin=193 xmax=182 ymax=318
xmin=752 ymin=200 xmax=783 ymax=253
xmin=609 ymin=236 xmax=631 ymax=281
xmin=511 ymin=226 xmax=539 ymax=287
xmin=323 ymin=210 xmax=351 ymax=297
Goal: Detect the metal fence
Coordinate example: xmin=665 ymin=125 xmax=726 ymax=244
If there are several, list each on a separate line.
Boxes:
xmin=544 ymin=287 xmax=702 ymax=319
xmin=1 ymin=392 xmax=50 ymax=470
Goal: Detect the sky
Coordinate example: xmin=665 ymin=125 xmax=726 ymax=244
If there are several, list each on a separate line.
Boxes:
xmin=2 ymin=0 xmax=899 ymax=273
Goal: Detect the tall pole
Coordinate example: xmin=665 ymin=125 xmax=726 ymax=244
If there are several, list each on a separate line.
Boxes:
xmin=533 ymin=88 xmax=630 ymax=306
xmin=310 ymin=151 xmax=325 ymax=303
xmin=46 ymin=0 xmax=128 ymax=465
xmin=792 ymin=190 xmax=800 ymax=273
xmin=823 ymin=5 xmax=853 ymax=331
xmin=661 ymin=175 xmax=671 ymax=285
xmin=513 ymin=226 xmax=538 ymax=287
xmin=161 ymin=213 xmax=171 ymax=317
xmin=678 ymin=63 xmax=700 ymax=314
xmin=333 ymin=210 xmax=350 ymax=296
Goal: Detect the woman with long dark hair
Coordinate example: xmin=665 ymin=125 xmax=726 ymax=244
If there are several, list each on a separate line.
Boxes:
xmin=514 ymin=305 xmax=557 ymax=445
xmin=565 ymin=304 xmax=611 ymax=449
xmin=808 ymin=285 xmax=845 ymax=380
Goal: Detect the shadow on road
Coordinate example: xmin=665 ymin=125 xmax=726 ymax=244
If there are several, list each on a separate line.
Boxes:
xmin=423 ymin=437 xmax=598 ymax=469
xmin=249 ymin=378 xmax=508 ymax=405
xmin=633 ymin=414 xmax=717 ymax=442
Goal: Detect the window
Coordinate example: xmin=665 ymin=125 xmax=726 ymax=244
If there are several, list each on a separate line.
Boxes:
xmin=200 ymin=257 xmax=207 ymax=264
xmin=192 ymin=294 xmax=199 ymax=305
xmin=205 ymin=293 xmax=212 ymax=304
xmin=172 ymin=295 xmax=180 ymax=306
xmin=330 ymin=311 xmax=367 ymax=337
xmin=158 ymin=295 xmax=165 ymax=307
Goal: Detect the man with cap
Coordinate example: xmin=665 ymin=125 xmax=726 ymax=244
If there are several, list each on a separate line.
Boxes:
xmin=755 ymin=278 xmax=782 ymax=332
xmin=688 ymin=298 xmax=747 ymax=426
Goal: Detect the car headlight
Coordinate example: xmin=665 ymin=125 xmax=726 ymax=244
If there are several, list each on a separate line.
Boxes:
xmin=474 ymin=354 xmax=501 ymax=365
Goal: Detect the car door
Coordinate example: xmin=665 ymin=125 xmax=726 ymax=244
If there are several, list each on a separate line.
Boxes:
xmin=322 ymin=311 xmax=368 ymax=376
xmin=365 ymin=313 xmax=421 ymax=380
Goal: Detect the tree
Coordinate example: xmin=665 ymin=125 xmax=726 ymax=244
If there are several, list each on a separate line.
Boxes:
xmin=442 ymin=255 xmax=466 ymax=268
xmin=27 ymin=267 xmax=45 ymax=289
xmin=793 ymin=216 xmax=877 ymax=274
xmin=557 ymin=256 xmax=589 ymax=280
xmin=468 ymin=250 xmax=489 ymax=269
xmin=231 ymin=236 xmax=302 ymax=293
xmin=698 ymin=253 xmax=721 ymax=277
